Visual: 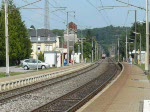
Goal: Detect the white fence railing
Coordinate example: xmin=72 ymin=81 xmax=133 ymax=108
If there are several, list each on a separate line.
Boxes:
xmin=0 ymin=64 xmax=91 ymax=92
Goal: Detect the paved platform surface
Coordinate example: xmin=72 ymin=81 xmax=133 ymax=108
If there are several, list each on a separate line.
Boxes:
xmin=77 ymin=62 xmax=150 ymax=112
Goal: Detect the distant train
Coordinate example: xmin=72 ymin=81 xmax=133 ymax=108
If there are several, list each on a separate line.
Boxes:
xmin=102 ymin=54 xmax=106 ymax=59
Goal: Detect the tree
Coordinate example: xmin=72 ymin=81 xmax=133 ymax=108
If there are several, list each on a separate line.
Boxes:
xmin=38 ymin=52 xmax=44 ymax=62
xmin=129 ymin=22 xmax=147 ymax=52
xmin=0 ymin=0 xmax=32 ymax=66
xmin=0 ymin=7 xmax=5 ymax=66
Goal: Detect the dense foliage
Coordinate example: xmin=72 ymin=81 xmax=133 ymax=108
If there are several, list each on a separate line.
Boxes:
xmin=0 ymin=0 xmax=32 ymax=66
xmin=129 ymin=22 xmax=146 ymax=52
xmin=77 ymin=26 xmax=131 ymax=61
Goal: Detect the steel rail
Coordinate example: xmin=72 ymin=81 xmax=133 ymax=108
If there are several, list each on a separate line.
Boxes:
xmin=31 ymin=58 xmax=121 ymax=112
xmin=0 ymin=61 xmax=103 ymax=104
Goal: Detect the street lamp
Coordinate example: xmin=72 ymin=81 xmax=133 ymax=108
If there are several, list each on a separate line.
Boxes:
xmin=128 ymin=10 xmax=137 ymax=64
xmin=30 ymin=25 xmax=38 ymax=71
xmin=133 ymin=32 xmax=141 ymax=65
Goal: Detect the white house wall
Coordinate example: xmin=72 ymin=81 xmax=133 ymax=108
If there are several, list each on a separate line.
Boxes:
xmin=31 ymin=38 xmax=59 ymax=59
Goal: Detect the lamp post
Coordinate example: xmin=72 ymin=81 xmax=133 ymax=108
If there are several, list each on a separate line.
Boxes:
xmin=128 ymin=10 xmax=137 ymax=64
xmin=133 ymin=32 xmax=141 ymax=65
xmin=30 ymin=25 xmax=38 ymax=71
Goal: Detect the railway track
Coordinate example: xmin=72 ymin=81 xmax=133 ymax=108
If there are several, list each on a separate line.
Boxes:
xmin=0 ymin=60 xmax=102 ymax=104
xmin=32 ymin=58 xmax=121 ymax=112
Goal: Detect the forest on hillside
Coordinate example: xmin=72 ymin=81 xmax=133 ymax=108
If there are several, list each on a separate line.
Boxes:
xmin=53 ymin=23 xmax=147 ymax=61
xmin=77 ymin=25 xmax=131 ymax=57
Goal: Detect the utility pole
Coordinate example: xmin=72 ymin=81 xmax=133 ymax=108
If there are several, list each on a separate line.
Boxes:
xmin=125 ymin=28 xmax=128 ymax=61
xmin=95 ymin=41 xmax=96 ymax=60
xmin=118 ymin=37 xmax=120 ymax=62
xmin=66 ymin=12 xmax=69 ymax=65
xmin=66 ymin=11 xmax=75 ymax=65
xmin=145 ymin=0 xmax=149 ymax=74
xmin=81 ymin=38 xmax=84 ymax=62
xmin=44 ymin=0 xmax=50 ymax=29
xmin=97 ymin=43 xmax=99 ymax=60
xmin=73 ymin=30 xmax=75 ymax=64
xmin=92 ymin=37 xmax=94 ymax=62
xmin=73 ymin=12 xmax=76 ymax=64
xmin=135 ymin=10 xmax=137 ymax=64
xmin=5 ymin=0 xmax=9 ymax=76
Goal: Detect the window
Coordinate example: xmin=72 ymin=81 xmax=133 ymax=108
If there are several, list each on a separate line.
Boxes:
xmin=46 ymin=45 xmax=49 ymax=51
xmin=25 ymin=59 xmax=30 ymax=62
xmin=32 ymin=59 xmax=36 ymax=63
xmin=50 ymin=46 xmax=52 ymax=51
xmin=37 ymin=45 xmax=41 ymax=53
xmin=38 ymin=36 xmax=40 ymax=41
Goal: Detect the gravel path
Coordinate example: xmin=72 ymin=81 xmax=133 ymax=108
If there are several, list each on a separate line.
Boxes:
xmin=0 ymin=60 xmax=109 ymax=112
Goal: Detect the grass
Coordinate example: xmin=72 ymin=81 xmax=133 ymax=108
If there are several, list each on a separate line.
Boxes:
xmin=0 ymin=67 xmax=55 ymax=78
xmin=136 ymin=64 xmax=150 ymax=80
xmin=147 ymin=75 xmax=150 ymax=80
xmin=137 ymin=64 xmax=145 ymax=71
xmin=0 ymin=72 xmax=24 ymax=78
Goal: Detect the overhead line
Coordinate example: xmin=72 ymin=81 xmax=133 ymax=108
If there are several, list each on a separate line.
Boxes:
xmin=86 ymin=0 xmax=109 ymax=26
xmin=99 ymin=0 xmax=112 ymax=25
xmin=22 ymin=0 xmax=66 ymax=22
xmin=116 ymin=0 xmax=146 ymax=11
xmin=123 ymin=12 xmax=129 ymax=27
xmin=18 ymin=0 xmax=42 ymax=9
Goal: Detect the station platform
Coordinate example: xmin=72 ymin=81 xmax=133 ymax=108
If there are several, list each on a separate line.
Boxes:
xmin=77 ymin=62 xmax=150 ymax=112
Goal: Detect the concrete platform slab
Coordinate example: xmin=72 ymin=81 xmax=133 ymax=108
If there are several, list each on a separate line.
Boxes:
xmin=77 ymin=63 xmax=150 ymax=112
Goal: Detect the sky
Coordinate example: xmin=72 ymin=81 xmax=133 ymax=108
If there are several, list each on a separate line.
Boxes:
xmin=1 ymin=0 xmax=147 ymax=30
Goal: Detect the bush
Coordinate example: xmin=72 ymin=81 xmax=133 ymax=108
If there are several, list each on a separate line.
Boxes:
xmin=38 ymin=52 xmax=44 ymax=62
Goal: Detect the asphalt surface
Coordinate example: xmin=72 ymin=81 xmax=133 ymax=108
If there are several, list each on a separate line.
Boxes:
xmin=0 ymin=66 xmax=35 ymax=73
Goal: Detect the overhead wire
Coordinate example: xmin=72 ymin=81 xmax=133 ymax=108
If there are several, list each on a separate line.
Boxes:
xmin=19 ymin=0 xmax=66 ymax=28
xmin=123 ymin=11 xmax=129 ymax=27
xmin=50 ymin=0 xmax=88 ymax=30
xmin=99 ymin=0 xmax=112 ymax=25
xmin=86 ymin=0 xmax=110 ymax=26
xmin=47 ymin=0 xmax=66 ymax=21
xmin=22 ymin=0 xmax=66 ymax=23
